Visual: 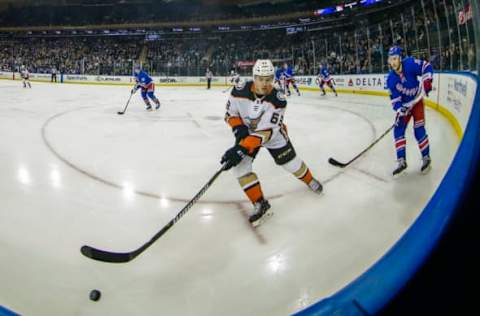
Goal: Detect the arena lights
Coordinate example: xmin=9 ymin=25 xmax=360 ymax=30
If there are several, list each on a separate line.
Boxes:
xmin=299 ymin=18 xmax=311 ymax=23
xmin=314 ymin=7 xmax=336 ymax=16
xmin=343 ymin=1 xmax=358 ymax=9
xmin=145 ymin=32 xmax=161 ymax=41
xmin=314 ymin=0 xmax=384 ymax=16
xmin=286 ymin=26 xmax=306 ymax=35
xmin=360 ymin=0 xmax=383 ymax=6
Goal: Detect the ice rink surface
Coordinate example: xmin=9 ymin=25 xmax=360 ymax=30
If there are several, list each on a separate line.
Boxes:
xmin=0 ymin=80 xmax=458 ymax=315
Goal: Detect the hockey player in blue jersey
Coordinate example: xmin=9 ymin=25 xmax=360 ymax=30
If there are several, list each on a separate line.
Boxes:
xmin=132 ymin=66 xmax=160 ymax=111
xmin=274 ymin=67 xmax=285 ymax=91
xmin=283 ymin=63 xmax=300 ymax=96
xmin=386 ymin=46 xmax=433 ymax=176
xmin=316 ymin=64 xmax=337 ymax=96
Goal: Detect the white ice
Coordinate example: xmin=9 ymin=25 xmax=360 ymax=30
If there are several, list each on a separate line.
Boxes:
xmin=0 ymin=80 xmax=457 ymax=315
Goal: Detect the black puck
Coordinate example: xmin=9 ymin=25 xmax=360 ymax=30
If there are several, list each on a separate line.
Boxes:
xmin=89 ymin=289 xmax=101 ymax=301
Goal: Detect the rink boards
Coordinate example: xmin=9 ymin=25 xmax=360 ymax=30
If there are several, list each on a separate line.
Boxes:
xmin=0 ymin=70 xmax=478 ymax=315
xmin=297 ymin=72 xmax=480 ymax=314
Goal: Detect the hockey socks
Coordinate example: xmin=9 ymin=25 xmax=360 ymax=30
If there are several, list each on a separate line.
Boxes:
xmin=238 ymin=172 xmax=264 ymax=204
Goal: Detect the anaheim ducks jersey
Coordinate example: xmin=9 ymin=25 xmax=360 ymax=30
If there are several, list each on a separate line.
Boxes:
xmin=225 ymin=80 xmax=289 ymax=152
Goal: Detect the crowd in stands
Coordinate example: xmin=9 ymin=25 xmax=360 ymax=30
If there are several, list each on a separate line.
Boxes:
xmin=145 ymin=39 xmax=210 ymax=76
xmin=0 ymin=0 xmax=476 ymax=76
xmin=0 ymin=36 xmax=142 ymax=75
xmin=284 ymin=0 xmax=476 ymax=75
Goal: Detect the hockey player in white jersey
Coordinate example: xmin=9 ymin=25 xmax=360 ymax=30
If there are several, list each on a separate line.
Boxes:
xmin=20 ymin=65 xmax=31 ymax=88
xmin=220 ymin=59 xmax=323 ymax=227
xmin=228 ymin=69 xmax=241 ymax=85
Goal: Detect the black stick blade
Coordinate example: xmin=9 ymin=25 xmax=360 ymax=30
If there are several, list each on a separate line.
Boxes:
xmin=81 ymin=245 xmax=133 ymax=263
xmin=117 ymin=111 xmax=125 ymax=115
xmin=328 ymin=157 xmax=348 ymax=168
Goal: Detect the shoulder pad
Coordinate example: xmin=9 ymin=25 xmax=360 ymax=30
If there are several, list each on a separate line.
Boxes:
xmin=386 ymin=72 xmax=399 ymax=87
xmin=402 ymin=57 xmax=416 ymax=66
xmin=387 ymin=70 xmax=398 ymax=81
xmin=266 ymin=88 xmax=287 ymax=108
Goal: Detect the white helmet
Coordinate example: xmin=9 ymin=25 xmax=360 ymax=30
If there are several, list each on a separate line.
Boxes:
xmin=253 ymin=59 xmax=274 ymax=77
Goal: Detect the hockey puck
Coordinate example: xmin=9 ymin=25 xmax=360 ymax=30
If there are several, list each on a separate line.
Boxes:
xmin=89 ymin=289 xmax=101 ymax=301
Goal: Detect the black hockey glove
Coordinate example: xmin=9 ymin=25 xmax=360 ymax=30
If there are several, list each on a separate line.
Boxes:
xmin=232 ymin=125 xmax=249 ymax=144
xmin=221 ymin=144 xmax=248 ymax=170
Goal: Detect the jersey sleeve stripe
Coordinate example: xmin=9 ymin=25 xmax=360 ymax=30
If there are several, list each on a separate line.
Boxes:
xmin=391 ymin=96 xmax=402 ymax=104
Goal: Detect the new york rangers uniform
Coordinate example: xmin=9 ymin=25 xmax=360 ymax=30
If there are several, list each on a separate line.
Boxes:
xmin=317 ymin=66 xmax=337 ymax=96
xmin=282 ymin=64 xmax=300 ymax=96
xmin=132 ymin=67 xmax=160 ymax=111
xmin=387 ymin=48 xmax=433 ymax=175
xmin=274 ymin=67 xmax=285 ymax=91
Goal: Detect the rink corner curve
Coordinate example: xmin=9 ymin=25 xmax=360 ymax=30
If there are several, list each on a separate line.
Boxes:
xmin=294 ymin=72 xmax=480 ymax=316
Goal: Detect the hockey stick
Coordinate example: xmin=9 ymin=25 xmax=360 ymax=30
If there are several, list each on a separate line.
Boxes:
xmin=80 ymin=163 xmax=227 ymax=263
xmin=222 ymin=85 xmax=233 ymax=93
xmin=117 ymin=92 xmax=134 ymax=115
xmin=329 ymin=85 xmax=425 ymax=168
xmin=328 ymin=124 xmax=395 ymax=168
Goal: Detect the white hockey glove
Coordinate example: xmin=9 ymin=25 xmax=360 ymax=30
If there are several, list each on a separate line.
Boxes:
xmin=395 ymin=106 xmax=409 ymax=126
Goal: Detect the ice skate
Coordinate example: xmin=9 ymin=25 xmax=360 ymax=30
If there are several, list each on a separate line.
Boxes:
xmin=420 ymin=156 xmax=431 ymax=174
xmin=393 ymin=158 xmax=407 ymax=177
xmin=308 ymin=178 xmax=323 ymax=194
xmin=249 ymin=198 xmax=272 ymax=227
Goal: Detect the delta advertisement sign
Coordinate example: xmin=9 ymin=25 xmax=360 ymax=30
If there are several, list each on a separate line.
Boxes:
xmin=295 ymin=74 xmax=387 ymax=91
xmin=345 ymin=75 xmax=387 ymax=90
xmin=296 ymin=73 xmax=476 ymax=134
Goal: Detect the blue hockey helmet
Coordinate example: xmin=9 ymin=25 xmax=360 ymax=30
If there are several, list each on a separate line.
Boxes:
xmin=133 ymin=65 xmax=142 ymax=74
xmin=388 ymin=46 xmax=403 ymax=57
